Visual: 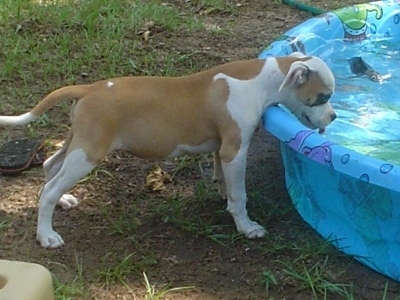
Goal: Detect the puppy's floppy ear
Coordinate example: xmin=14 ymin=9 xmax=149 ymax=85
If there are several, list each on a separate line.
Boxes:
xmin=279 ymin=61 xmax=310 ymax=92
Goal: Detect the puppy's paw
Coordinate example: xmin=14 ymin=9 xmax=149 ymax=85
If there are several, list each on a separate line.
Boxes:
xmin=237 ymin=220 xmax=267 ymax=239
xmin=244 ymin=222 xmax=267 ymax=239
xmin=58 ymin=194 xmax=79 ymax=210
xmin=37 ymin=230 xmax=65 ymax=248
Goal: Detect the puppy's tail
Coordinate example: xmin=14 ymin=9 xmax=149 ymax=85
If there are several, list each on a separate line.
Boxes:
xmin=0 ymin=85 xmax=88 ymax=126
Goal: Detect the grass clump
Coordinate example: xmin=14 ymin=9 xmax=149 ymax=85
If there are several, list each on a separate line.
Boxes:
xmin=0 ymin=0 xmax=200 ymax=90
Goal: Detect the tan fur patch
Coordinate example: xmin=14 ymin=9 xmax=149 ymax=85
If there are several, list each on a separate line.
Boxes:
xmin=276 ymin=56 xmax=332 ymax=106
xmin=31 ymin=85 xmax=88 ymax=116
xmin=275 ymin=56 xmax=311 ymax=75
xmin=295 ymin=71 xmax=328 ymax=106
xmin=208 ymin=78 xmax=242 ymax=163
xmin=206 ymin=59 xmax=265 ymax=81
xmin=27 ymin=59 xmax=266 ymax=163
xmin=218 ymin=131 xmax=242 ymax=163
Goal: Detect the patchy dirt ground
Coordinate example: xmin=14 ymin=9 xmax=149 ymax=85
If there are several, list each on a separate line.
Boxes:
xmin=2 ymin=1 xmax=400 ymax=299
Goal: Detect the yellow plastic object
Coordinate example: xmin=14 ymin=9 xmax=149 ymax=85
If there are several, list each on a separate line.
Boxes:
xmin=0 ymin=260 xmax=54 ymax=300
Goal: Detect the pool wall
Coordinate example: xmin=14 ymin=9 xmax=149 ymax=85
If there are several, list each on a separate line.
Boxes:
xmin=261 ymin=1 xmax=400 ymax=281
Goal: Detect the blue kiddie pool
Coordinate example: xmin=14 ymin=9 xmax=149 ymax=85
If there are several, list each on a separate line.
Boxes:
xmin=261 ymin=1 xmax=400 ymax=281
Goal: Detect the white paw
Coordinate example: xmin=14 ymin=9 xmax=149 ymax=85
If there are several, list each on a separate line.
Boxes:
xmin=236 ymin=220 xmax=267 ymax=239
xmin=244 ymin=222 xmax=267 ymax=239
xmin=37 ymin=230 xmax=65 ymax=248
xmin=58 ymin=194 xmax=79 ymax=210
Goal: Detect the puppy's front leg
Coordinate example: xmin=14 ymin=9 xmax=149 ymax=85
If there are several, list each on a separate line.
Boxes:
xmin=220 ymin=147 xmax=266 ymax=239
xmin=212 ymin=151 xmax=227 ymax=199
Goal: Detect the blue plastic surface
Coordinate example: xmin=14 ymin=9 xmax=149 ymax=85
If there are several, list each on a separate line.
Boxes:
xmin=261 ymin=1 xmax=400 ymax=281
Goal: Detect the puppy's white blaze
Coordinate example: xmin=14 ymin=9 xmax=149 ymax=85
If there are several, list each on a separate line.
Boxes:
xmin=0 ymin=112 xmax=37 ymax=126
xmin=168 ymin=140 xmax=219 ymax=158
xmin=106 ymin=81 xmax=114 ymax=88
xmin=214 ymin=72 xmax=267 ymax=138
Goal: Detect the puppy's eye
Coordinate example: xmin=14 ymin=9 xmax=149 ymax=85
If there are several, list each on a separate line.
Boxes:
xmin=313 ymin=93 xmax=331 ymax=106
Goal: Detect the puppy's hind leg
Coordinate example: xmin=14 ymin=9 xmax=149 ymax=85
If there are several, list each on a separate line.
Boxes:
xmin=43 ymin=148 xmax=66 ymax=182
xmin=37 ymin=148 xmax=97 ymax=248
xmin=43 ymin=137 xmax=79 ymax=210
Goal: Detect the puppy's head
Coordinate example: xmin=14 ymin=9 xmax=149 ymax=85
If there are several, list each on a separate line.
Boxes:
xmin=277 ymin=52 xmax=336 ymax=134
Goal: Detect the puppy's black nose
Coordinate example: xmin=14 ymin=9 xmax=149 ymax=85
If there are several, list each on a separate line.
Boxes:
xmin=331 ymin=112 xmax=337 ymax=122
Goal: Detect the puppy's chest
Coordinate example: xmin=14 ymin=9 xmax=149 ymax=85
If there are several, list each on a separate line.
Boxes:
xmin=223 ymin=80 xmax=266 ymax=126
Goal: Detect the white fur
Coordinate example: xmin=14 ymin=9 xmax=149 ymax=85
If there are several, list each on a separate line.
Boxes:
xmin=168 ymin=140 xmax=220 ymax=158
xmin=58 ymin=194 xmax=79 ymax=210
xmin=0 ymin=112 xmax=37 ymax=125
xmin=37 ymin=149 xmax=95 ymax=248
xmin=213 ymin=73 xmax=271 ymax=237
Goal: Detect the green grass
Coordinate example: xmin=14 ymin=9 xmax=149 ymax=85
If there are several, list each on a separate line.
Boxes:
xmin=98 ymin=260 xmax=195 ymax=298
xmin=1 ymin=0 xmax=398 ymax=299
xmin=279 ymin=256 xmax=353 ymax=299
xmin=0 ymin=220 xmax=9 ymax=231
xmin=51 ymin=253 xmax=89 ymax=300
xmin=98 ymin=252 xmax=138 ymax=287
xmin=149 ymin=180 xmax=244 ymax=248
xmin=143 ymin=272 xmax=195 ymax=300
xmin=0 ymin=0 xmax=203 ymax=119
xmin=260 ymin=269 xmax=278 ymax=294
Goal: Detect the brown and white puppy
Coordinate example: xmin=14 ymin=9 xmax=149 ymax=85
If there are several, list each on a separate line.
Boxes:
xmin=0 ymin=52 xmax=336 ymax=248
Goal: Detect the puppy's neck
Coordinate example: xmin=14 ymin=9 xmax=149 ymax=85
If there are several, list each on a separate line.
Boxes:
xmin=256 ymin=58 xmax=291 ymax=109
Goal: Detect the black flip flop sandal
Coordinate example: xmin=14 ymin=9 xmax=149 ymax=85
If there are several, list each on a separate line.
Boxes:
xmin=0 ymin=137 xmax=46 ymax=175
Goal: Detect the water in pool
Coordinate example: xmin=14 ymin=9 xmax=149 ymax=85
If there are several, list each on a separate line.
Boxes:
xmin=309 ymin=38 xmax=400 ymax=164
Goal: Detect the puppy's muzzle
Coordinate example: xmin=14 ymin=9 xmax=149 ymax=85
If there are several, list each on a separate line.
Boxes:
xmin=330 ymin=112 xmax=337 ymax=122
